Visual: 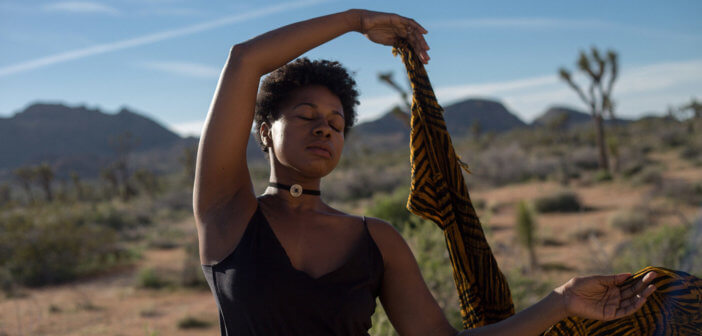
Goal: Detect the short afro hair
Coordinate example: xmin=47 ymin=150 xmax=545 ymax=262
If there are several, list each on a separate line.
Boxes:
xmin=254 ymin=58 xmax=359 ymax=152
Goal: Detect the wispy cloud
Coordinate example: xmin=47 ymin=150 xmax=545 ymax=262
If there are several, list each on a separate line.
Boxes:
xmin=0 ymin=0 xmax=328 ymax=78
xmin=138 ymin=61 xmax=221 ymax=79
xmin=42 ymin=1 xmax=121 ymax=15
xmin=170 ymin=58 xmax=702 ymax=138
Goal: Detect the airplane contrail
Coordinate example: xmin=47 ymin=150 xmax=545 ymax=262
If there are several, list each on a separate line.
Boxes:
xmin=0 ymin=0 xmax=328 ymax=78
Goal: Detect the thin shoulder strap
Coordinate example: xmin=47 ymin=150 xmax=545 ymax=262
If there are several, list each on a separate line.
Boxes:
xmin=362 ymin=216 xmax=367 ymax=229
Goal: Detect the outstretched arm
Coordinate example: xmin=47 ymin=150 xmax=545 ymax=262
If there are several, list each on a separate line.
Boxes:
xmin=456 ymin=271 xmax=658 ymax=336
xmin=193 ymin=9 xmax=429 ymax=264
xmin=372 ymin=216 xmax=658 ymax=335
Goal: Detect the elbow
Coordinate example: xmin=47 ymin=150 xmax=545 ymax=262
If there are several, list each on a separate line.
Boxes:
xmin=227 ymin=43 xmax=250 ymax=66
xmin=226 ymin=43 xmax=261 ymax=75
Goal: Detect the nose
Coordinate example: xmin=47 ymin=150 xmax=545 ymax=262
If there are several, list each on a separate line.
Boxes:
xmin=312 ymin=120 xmax=332 ymax=138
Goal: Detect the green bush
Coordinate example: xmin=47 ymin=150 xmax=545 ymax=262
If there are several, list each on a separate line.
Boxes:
xmin=136 ymin=268 xmax=170 ymax=289
xmin=613 ymin=224 xmax=690 ymax=274
xmin=366 ymin=187 xmax=413 ymax=230
xmin=534 ymin=191 xmax=581 ymax=213
xmin=0 ymin=208 xmax=128 ymax=287
xmin=505 ymin=270 xmax=553 ymax=312
xmin=593 ymin=170 xmax=612 ymax=182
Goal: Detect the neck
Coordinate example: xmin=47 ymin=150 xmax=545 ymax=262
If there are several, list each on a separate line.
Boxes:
xmin=262 ymin=187 xmax=324 ymax=212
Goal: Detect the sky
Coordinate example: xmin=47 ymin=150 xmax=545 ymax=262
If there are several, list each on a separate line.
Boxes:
xmin=1 ymin=0 xmax=701 ymax=137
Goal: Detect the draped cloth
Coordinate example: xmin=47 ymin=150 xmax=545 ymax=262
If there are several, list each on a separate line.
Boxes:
xmin=393 ymin=39 xmax=702 ymax=334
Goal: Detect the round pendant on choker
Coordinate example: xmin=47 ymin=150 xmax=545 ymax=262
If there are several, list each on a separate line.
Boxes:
xmin=268 ymin=182 xmax=321 ymax=198
xmin=290 ymin=184 xmax=302 ymax=197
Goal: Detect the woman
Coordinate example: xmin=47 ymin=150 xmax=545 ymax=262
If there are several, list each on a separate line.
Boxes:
xmin=193 ymin=9 xmax=657 ymax=336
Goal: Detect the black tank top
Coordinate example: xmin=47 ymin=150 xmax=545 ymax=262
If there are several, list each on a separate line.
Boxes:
xmin=201 ymin=202 xmax=385 ymax=335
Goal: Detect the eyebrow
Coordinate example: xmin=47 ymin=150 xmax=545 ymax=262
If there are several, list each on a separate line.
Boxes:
xmin=293 ymin=102 xmax=344 ymax=118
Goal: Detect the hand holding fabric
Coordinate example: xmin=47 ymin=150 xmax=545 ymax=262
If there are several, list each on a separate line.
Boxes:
xmin=355 ymin=10 xmax=430 ymax=63
xmin=557 ymin=271 xmax=658 ymax=321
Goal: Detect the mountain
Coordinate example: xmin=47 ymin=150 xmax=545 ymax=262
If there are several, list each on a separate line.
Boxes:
xmin=532 ymin=106 xmax=591 ymax=128
xmin=531 ymin=106 xmax=633 ymax=128
xmin=348 ymin=98 xmax=527 ymax=150
xmin=0 ymin=103 xmax=197 ymax=180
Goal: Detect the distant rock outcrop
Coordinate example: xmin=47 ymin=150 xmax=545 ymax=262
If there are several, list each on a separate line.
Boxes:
xmin=532 ymin=105 xmax=632 ymax=129
xmin=348 ymin=98 xmax=526 ymax=150
xmin=532 ymin=106 xmax=591 ymax=128
xmin=0 ymin=103 xmax=196 ymax=180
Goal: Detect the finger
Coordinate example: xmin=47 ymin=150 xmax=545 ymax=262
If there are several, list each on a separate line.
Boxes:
xmin=616 ymin=284 xmax=655 ymax=318
xmin=409 ymin=18 xmax=428 ymax=34
xmin=622 ymin=271 xmax=657 ymax=300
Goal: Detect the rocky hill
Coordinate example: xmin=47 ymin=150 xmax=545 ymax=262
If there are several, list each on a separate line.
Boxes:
xmin=0 ymin=103 xmax=197 ymax=180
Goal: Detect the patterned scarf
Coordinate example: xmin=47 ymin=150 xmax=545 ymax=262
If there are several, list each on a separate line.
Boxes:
xmin=393 ymin=40 xmax=702 ymax=334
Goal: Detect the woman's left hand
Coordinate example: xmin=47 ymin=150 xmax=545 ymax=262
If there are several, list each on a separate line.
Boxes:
xmin=556 ymin=271 xmax=658 ymax=321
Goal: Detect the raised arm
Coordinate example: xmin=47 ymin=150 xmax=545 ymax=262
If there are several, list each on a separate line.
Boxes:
xmin=193 ymin=9 xmax=429 ymax=264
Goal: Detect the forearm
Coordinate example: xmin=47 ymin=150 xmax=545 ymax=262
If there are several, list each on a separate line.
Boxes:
xmin=233 ymin=9 xmax=362 ymax=76
xmin=455 ymin=291 xmax=567 ymax=336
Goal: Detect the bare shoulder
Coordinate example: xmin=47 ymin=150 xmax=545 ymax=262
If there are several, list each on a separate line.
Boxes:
xmin=364 ymin=217 xmax=413 ymax=269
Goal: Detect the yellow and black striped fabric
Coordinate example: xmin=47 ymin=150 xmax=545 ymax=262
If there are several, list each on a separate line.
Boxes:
xmin=393 ymin=40 xmax=702 ymax=334
xmin=545 ymin=266 xmax=702 ymax=335
xmin=392 ymin=40 xmax=514 ymax=327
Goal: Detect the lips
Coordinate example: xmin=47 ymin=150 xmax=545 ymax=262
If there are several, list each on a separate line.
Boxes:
xmin=306 ymin=143 xmax=332 ymax=158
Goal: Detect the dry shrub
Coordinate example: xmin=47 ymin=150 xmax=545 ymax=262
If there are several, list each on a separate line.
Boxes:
xmin=534 ymin=190 xmax=581 ymax=213
xmin=658 ymin=178 xmax=702 ymax=205
xmin=570 ymin=146 xmax=600 ymax=171
xmin=609 ymin=207 xmax=652 ymax=234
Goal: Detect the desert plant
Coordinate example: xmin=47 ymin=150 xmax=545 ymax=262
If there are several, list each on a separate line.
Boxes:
xmin=534 ymin=190 xmax=581 ymax=213
xmin=177 ymin=316 xmax=212 ymax=329
xmin=559 ymin=47 xmax=619 ymax=173
xmin=609 ymin=208 xmax=651 ymax=234
xmin=0 ymin=208 xmax=128 ymax=287
xmin=516 ymin=201 xmax=538 ymax=271
xmin=181 ymin=238 xmax=209 ymax=289
xmin=593 ymin=169 xmax=612 ymax=182
xmin=136 ymin=268 xmax=170 ymax=289
xmin=613 ymin=224 xmax=691 ymax=275
xmin=34 ymin=163 xmax=55 ymax=202
xmin=366 ymin=186 xmax=412 ymax=230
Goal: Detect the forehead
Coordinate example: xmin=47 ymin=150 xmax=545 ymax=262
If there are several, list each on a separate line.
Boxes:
xmin=284 ymin=85 xmax=344 ymax=116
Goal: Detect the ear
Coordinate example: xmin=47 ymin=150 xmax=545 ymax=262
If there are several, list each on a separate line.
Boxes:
xmin=259 ymin=122 xmax=272 ymax=147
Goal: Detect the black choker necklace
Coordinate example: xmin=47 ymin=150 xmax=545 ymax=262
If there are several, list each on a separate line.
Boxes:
xmin=268 ymin=182 xmax=321 ymax=198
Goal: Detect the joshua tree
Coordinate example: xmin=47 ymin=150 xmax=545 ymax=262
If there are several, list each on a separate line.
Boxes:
xmin=34 ymin=163 xmax=55 ymax=202
xmin=681 ymin=98 xmax=702 ymax=119
xmin=100 ymin=165 xmax=120 ymax=198
xmin=133 ymin=168 xmax=160 ymax=199
xmin=13 ymin=166 xmax=36 ymax=204
xmin=516 ymin=200 xmax=538 ymax=272
xmin=559 ymin=47 xmax=618 ymax=173
xmin=378 ymin=71 xmax=411 ymax=128
xmin=108 ymin=131 xmax=139 ymax=201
